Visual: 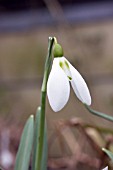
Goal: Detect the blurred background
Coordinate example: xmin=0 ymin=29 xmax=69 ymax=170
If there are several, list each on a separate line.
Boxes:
xmin=0 ymin=0 xmax=113 ymax=169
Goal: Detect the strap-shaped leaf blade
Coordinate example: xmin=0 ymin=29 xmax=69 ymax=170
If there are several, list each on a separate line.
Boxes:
xmin=32 ymin=107 xmax=41 ymax=170
xmin=102 ymin=148 xmax=113 ymax=161
xmin=14 ymin=115 xmax=34 ymax=170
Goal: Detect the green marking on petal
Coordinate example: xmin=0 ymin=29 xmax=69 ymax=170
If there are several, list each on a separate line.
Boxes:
xmin=64 ymin=60 xmax=69 ymax=69
xmin=68 ymin=76 xmax=72 ymax=80
xmin=59 ymin=61 xmax=63 ymax=68
xmin=59 ymin=60 xmax=72 ymax=80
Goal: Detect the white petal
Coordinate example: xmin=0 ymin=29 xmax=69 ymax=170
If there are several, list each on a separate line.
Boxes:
xmin=102 ymin=167 xmax=108 ymax=170
xmin=58 ymin=57 xmax=72 ymax=80
xmin=47 ymin=58 xmax=70 ymax=112
xmin=64 ymin=58 xmax=91 ymax=105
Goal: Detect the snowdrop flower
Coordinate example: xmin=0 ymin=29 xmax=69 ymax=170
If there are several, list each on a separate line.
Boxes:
xmin=102 ymin=167 xmax=108 ymax=170
xmin=1 ymin=150 xmax=13 ymax=168
xmin=47 ymin=43 xmax=91 ymax=112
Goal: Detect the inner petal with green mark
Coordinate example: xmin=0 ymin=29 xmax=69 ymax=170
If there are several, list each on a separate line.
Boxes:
xmin=59 ymin=60 xmax=72 ymax=81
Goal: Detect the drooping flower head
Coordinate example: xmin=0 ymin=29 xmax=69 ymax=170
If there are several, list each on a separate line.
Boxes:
xmin=47 ymin=41 xmax=91 ymax=112
xmin=102 ymin=167 xmax=108 ymax=170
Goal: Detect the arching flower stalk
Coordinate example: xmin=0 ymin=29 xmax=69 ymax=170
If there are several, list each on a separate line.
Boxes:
xmin=47 ymin=42 xmax=91 ymax=112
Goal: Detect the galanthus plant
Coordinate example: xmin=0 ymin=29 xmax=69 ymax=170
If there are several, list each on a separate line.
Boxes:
xmin=47 ymin=40 xmax=113 ymax=123
xmin=13 ymin=37 xmax=113 ymax=170
xmin=47 ymin=43 xmax=91 ymax=112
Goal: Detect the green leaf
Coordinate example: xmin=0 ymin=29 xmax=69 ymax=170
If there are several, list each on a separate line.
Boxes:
xmin=32 ymin=107 xmax=41 ymax=170
xmin=102 ymin=148 xmax=113 ymax=161
xmin=14 ymin=115 xmax=34 ymax=170
xmin=32 ymin=107 xmax=47 ymax=170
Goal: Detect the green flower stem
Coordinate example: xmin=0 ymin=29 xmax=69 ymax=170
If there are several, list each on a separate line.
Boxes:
xmin=37 ymin=37 xmax=54 ymax=170
xmin=85 ymin=104 xmax=113 ymax=122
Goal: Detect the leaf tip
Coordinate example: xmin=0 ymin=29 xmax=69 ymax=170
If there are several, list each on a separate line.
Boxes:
xmin=30 ymin=115 xmax=34 ymax=120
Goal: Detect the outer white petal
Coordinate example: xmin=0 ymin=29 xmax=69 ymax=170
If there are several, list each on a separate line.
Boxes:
xmin=102 ymin=167 xmax=108 ymax=170
xmin=47 ymin=58 xmax=70 ymax=112
xmin=64 ymin=57 xmax=91 ymax=105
